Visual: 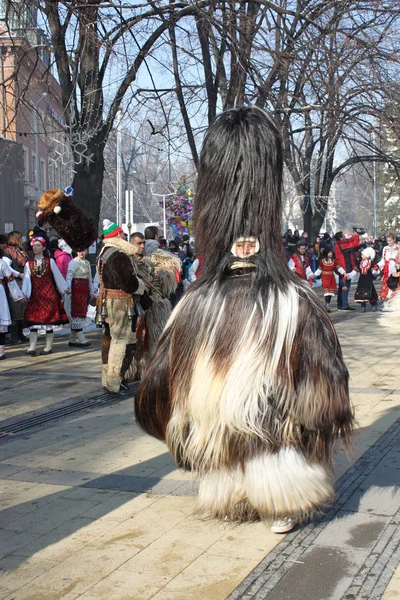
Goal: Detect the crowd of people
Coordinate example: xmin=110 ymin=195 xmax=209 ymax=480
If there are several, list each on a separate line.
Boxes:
xmin=0 ymin=224 xmax=96 ymax=359
xmin=0 ymin=218 xmax=399 ymax=363
xmin=284 ymin=228 xmax=400 ymax=312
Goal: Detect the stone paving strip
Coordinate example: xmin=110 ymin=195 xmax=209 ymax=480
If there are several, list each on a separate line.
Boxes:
xmin=0 ymin=314 xmax=399 ymax=600
xmin=228 ymin=417 xmax=400 ymax=600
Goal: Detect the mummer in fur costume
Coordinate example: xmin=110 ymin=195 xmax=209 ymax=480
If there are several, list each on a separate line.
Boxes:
xmin=97 ymin=220 xmax=149 ymax=396
xmin=135 ymin=107 xmax=353 ymax=532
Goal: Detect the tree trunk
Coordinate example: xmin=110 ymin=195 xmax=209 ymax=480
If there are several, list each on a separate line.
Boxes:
xmin=71 ymin=141 xmax=105 ymax=231
xmin=302 ymin=198 xmax=326 ymax=240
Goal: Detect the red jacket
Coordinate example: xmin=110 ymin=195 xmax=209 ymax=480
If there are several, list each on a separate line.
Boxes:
xmin=334 ymin=234 xmax=359 ymax=273
xmin=290 ymin=253 xmax=310 ymax=280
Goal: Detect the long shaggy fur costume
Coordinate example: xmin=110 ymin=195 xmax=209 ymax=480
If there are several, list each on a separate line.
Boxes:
xmin=135 ymin=107 xmax=353 ymax=522
xmin=149 ymin=250 xmax=182 ymax=297
xmin=37 ymin=189 xmax=98 ymax=251
xmin=380 ymin=292 xmax=400 ymax=335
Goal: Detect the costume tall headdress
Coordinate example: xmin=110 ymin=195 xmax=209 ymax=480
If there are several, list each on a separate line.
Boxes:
xmin=36 ymin=188 xmax=97 ymax=251
xmin=135 ymin=106 xmax=353 ymax=521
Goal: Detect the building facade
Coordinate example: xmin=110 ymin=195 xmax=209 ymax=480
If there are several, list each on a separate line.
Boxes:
xmin=0 ymin=0 xmax=72 ymax=233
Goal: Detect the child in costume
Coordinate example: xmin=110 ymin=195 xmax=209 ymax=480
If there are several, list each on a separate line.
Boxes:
xmin=354 ymin=247 xmax=378 ymax=312
xmin=0 ymin=258 xmax=24 ymax=359
xmin=22 ymin=237 xmax=70 ymax=355
xmin=314 ymin=248 xmax=346 ymax=312
xmin=66 ymin=249 xmax=94 ymax=347
xmin=135 ymin=107 xmax=353 ymax=533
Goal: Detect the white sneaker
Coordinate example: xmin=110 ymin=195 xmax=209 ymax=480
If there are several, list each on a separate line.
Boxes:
xmin=271 ymin=517 xmax=296 ymax=534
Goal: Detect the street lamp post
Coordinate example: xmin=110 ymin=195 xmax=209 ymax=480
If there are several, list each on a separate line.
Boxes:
xmin=116 ymin=108 xmax=123 ymax=225
xmin=33 ymin=92 xmax=47 ymax=199
xmin=147 ymin=182 xmax=168 ymax=238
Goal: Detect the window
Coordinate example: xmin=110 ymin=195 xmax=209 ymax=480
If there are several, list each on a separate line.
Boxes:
xmin=4 ymin=222 xmax=14 ymax=234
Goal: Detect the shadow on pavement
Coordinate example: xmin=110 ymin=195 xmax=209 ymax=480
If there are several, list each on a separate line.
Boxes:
xmin=1 ymin=406 xmax=400 ymax=571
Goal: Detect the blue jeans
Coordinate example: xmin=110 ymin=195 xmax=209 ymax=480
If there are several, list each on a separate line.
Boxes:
xmin=338 ymin=276 xmax=351 ymax=309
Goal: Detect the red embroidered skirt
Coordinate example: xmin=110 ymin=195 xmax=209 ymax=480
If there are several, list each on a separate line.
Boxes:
xmin=71 ymin=278 xmax=90 ymax=318
xmin=25 ymin=268 xmax=68 ymax=326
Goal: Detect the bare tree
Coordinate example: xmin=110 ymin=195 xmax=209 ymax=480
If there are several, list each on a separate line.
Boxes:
xmin=162 ymin=0 xmax=400 ymax=237
xmin=4 ymin=0 xmax=213 ymax=226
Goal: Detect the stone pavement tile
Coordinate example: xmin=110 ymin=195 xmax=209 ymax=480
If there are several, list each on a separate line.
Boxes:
xmin=10 ymin=515 xmax=121 ymax=562
xmin=169 ymin=480 xmax=199 ymax=496
xmin=204 ymin=521 xmax=281 ymax=561
xmin=146 ymin=514 xmax=229 ymax=552
xmin=79 ymin=490 xmax=160 ymax=523
xmin=259 ymin=546 xmax=370 ymax=600
xmin=0 ymin=530 xmax=41 ymax=560
xmin=149 ymin=464 xmax=192 ymax=481
xmin=6 ymin=465 xmax=98 ymax=487
xmin=343 ymin=484 xmax=400 ymax=516
xmin=0 ymin=463 xmax=25 ymax=478
xmin=86 ymin=495 xmax=195 ymax=553
xmin=77 ymin=570 xmax=163 ymax=600
xmin=3 ymin=496 xmax=98 ymax=535
xmin=382 ymin=563 xmax=400 ymax=600
xmin=0 ymin=555 xmax=58 ymax=600
xmin=312 ymin=510 xmax=390 ymax=549
xmin=80 ymin=532 xmax=211 ymax=600
xmin=0 ymin=482 xmax=71 ymax=513
xmin=2 ymin=544 xmax=134 ymax=600
xmin=149 ymin=554 xmax=253 ymax=600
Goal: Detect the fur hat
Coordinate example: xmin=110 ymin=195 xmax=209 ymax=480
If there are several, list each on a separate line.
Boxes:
xmin=361 ymin=246 xmax=376 ymax=260
xmin=36 ymin=188 xmax=97 ymax=251
xmin=103 ymin=219 xmax=124 ymax=239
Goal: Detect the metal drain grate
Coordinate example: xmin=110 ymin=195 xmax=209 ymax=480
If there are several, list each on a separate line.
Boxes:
xmin=0 ymin=390 xmax=134 ymax=441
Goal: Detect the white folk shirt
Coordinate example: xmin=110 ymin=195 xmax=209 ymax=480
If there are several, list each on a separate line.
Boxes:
xmin=0 ymin=258 xmax=24 ymax=327
xmin=377 ymin=244 xmax=399 ymax=277
xmin=22 ymin=257 xmax=68 ymax=299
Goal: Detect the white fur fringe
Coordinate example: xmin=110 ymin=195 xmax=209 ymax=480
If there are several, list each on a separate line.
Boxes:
xmin=198 ymin=447 xmax=334 ymax=521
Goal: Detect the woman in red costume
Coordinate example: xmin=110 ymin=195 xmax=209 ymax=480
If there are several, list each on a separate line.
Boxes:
xmin=66 ymin=249 xmax=94 ymax=348
xmin=314 ymin=249 xmax=346 ymax=312
xmin=22 ymin=237 xmax=70 ymax=356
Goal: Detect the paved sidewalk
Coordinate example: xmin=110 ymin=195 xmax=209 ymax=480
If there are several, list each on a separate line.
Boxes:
xmin=0 ymin=310 xmax=399 ymax=599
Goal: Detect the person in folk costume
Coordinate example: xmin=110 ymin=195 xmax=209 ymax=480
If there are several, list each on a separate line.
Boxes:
xmin=129 ymin=232 xmax=173 ymax=379
xmin=354 ymin=247 xmax=379 ymax=312
xmin=288 ymin=240 xmax=315 ymax=287
xmin=313 ymin=248 xmax=346 ymax=312
xmin=66 ymin=249 xmax=95 ymax=348
xmin=2 ymin=231 xmax=28 ymax=343
xmin=54 ymin=239 xmax=73 ymax=279
xmin=97 ymin=220 xmax=147 ymax=396
xmin=135 ymin=106 xmax=353 ymax=534
xmin=144 ymin=226 xmax=184 ymax=307
xmin=334 ymin=230 xmax=362 ymax=311
xmin=374 ymin=232 xmax=399 ymax=301
xmin=0 ymin=258 xmax=25 ymax=359
xmin=22 ymin=237 xmax=70 ymax=356
xmin=379 ymin=282 xmax=400 ymax=334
